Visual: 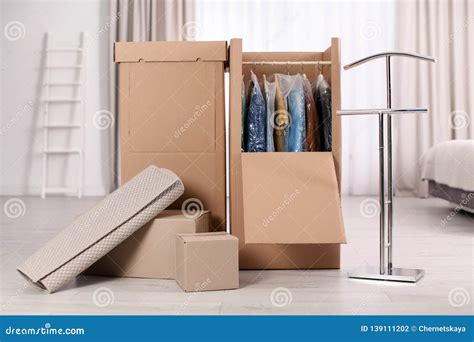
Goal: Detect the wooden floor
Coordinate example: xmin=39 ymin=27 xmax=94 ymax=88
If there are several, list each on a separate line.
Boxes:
xmin=1 ymin=196 xmax=472 ymax=315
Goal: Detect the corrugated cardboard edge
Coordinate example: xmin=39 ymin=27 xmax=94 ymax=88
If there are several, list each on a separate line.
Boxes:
xmin=114 ymin=41 xmax=228 ymax=62
xmin=177 ymin=231 xmax=235 ymax=240
xmin=175 ymin=233 xmax=187 ymax=291
xmin=157 ymin=210 xmax=211 ymax=221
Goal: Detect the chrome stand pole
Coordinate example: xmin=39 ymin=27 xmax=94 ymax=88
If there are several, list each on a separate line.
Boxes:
xmin=378 ymin=112 xmax=385 ymax=275
xmin=386 ymin=56 xmax=393 ymax=274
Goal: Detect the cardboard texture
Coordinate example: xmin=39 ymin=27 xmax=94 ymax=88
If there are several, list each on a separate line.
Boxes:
xmin=175 ymin=232 xmax=239 ymax=292
xmin=241 ymin=152 xmax=345 ymax=244
xmin=86 ymin=210 xmax=210 ymax=279
xmin=17 ymin=166 xmax=184 ymax=293
xmin=115 ymin=41 xmax=227 ymax=231
xmin=228 ymin=38 xmax=346 ymax=269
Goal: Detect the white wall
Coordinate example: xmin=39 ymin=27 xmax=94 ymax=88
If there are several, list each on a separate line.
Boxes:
xmin=195 ymin=0 xmax=396 ymax=195
xmin=0 ymin=0 xmax=113 ymax=196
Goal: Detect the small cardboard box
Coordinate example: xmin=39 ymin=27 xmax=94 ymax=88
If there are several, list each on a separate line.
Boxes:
xmin=175 ymin=232 xmax=239 ymax=292
xmin=86 ymin=210 xmax=210 ymax=279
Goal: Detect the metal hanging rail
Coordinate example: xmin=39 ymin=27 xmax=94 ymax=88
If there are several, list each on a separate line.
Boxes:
xmin=242 ymin=61 xmax=331 ymax=65
xmin=337 ymin=108 xmax=428 ymax=116
xmin=337 ymin=51 xmax=436 ymax=283
xmin=343 ymin=51 xmax=435 ymax=70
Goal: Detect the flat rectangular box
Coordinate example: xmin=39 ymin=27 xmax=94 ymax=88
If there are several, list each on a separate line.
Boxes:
xmin=115 ymin=41 xmax=227 ymax=231
xmin=175 ymin=232 xmax=239 ymax=292
xmin=86 ymin=210 xmax=210 ymax=279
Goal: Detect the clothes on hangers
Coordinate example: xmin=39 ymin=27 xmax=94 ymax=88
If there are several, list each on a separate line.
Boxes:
xmin=302 ymin=75 xmax=319 ymax=151
xmin=273 ymin=74 xmax=289 ymax=152
xmin=245 ymin=70 xmax=266 ymax=152
xmin=315 ymin=73 xmax=332 ymax=152
xmin=241 ymin=66 xmax=332 ymax=153
xmin=241 ymin=74 xmax=246 ymax=151
xmin=263 ymin=75 xmax=276 ymax=152
xmin=285 ymin=75 xmax=306 ymax=152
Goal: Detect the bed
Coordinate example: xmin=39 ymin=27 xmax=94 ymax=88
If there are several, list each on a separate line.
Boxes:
xmin=421 ymin=140 xmax=474 ymax=212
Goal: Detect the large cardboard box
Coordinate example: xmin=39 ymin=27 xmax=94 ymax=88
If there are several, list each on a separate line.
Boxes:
xmin=86 ymin=210 xmax=210 ymax=279
xmin=175 ymin=232 xmax=239 ymax=292
xmin=228 ymin=38 xmax=346 ymax=269
xmin=115 ymin=41 xmax=227 ymax=231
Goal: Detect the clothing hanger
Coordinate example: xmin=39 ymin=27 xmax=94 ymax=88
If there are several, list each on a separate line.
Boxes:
xmin=316 ymin=63 xmax=324 ymax=90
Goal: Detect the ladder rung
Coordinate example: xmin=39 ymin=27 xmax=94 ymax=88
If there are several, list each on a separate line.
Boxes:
xmin=47 ymin=48 xmax=83 ymax=52
xmin=44 ymin=98 xmax=82 ymax=103
xmin=44 ymin=187 xmax=76 ymax=194
xmin=46 ymin=64 xmax=82 ymax=69
xmin=44 ymin=82 xmax=82 ymax=86
xmin=44 ymin=149 xmax=81 ymax=154
xmin=44 ymin=124 xmax=81 ymax=129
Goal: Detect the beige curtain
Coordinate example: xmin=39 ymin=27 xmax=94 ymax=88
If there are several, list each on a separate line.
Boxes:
xmin=107 ymin=0 xmax=194 ymax=188
xmin=393 ymin=0 xmax=474 ymax=197
xmin=114 ymin=0 xmax=195 ymax=41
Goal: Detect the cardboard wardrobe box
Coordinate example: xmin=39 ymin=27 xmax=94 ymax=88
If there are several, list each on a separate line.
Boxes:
xmin=115 ymin=41 xmax=227 ymax=231
xmin=175 ymin=232 xmax=239 ymax=292
xmin=86 ymin=210 xmax=210 ymax=279
xmin=228 ymin=38 xmax=346 ymax=269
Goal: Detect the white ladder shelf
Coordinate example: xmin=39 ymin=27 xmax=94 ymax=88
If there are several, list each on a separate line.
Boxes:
xmin=41 ymin=32 xmax=86 ymax=199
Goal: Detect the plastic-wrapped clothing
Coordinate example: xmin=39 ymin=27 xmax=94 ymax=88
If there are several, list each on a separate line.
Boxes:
xmin=241 ymin=75 xmax=246 ymax=151
xmin=245 ymin=71 xmax=266 ymax=152
xmin=263 ymin=76 xmax=276 ymax=152
xmin=278 ymin=74 xmax=306 ymax=152
xmin=273 ymin=75 xmax=289 ymax=152
xmin=315 ymin=74 xmax=332 ymax=151
xmin=287 ymin=76 xmax=306 ymax=152
xmin=302 ymin=76 xmax=319 ymax=151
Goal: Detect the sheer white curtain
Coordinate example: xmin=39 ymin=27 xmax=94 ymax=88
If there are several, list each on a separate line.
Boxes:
xmin=194 ymin=0 xmax=396 ymax=195
xmin=393 ymin=0 xmax=474 ymax=197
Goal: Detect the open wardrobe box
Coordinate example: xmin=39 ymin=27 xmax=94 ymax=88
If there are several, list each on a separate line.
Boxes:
xmin=114 ymin=38 xmax=346 ymax=270
xmin=228 ymin=38 xmax=345 ymax=269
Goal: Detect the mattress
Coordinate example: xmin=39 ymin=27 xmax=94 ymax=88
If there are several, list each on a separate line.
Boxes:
xmin=421 ymin=140 xmax=474 ymax=192
xmin=428 ymin=181 xmax=474 ymax=212
xmin=17 ymin=165 xmax=184 ymax=293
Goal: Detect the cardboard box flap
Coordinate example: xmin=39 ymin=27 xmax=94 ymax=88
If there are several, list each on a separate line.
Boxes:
xmin=157 ymin=210 xmax=210 ymax=221
xmin=114 ymin=41 xmax=228 ymax=62
xmin=17 ymin=166 xmax=184 ymax=283
xmin=241 ymin=152 xmax=346 ymax=244
xmin=178 ymin=231 xmax=236 ymax=242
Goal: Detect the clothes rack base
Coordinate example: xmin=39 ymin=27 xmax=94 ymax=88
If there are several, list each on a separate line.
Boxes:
xmin=348 ymin=266 xmax=425 ymax=282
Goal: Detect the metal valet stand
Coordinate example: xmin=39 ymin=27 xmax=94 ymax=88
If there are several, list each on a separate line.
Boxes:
xmin=337 ymin=52 xmax=436 ymax=282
